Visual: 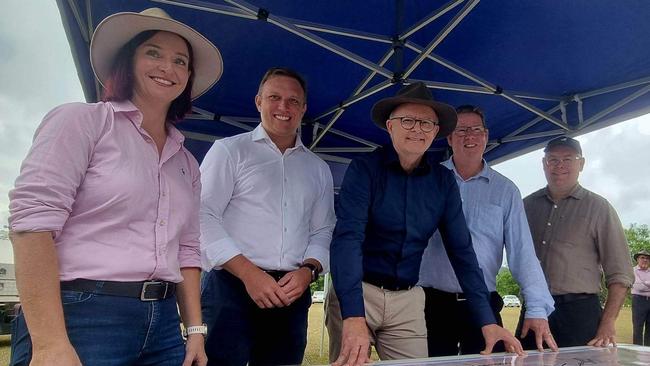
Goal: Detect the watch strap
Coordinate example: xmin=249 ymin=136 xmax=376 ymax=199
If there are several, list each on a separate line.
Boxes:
xmin=183 ymin=323 xmax=208 ymax=337
xmin=300 ymin=263 xmax=319 ymax=283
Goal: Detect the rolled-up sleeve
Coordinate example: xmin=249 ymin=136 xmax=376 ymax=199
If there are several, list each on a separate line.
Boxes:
xmin=9 ymin=103 xmax=101 ymax=235
xmin=598 ymin=203 xmax=634 ymax=288
xmin=303 ymin=165 xmax=336 ymax=273
xmin=199 ymin=141 xmax=242 ymax=271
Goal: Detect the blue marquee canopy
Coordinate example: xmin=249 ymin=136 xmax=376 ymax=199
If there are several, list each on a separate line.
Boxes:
xmin=56 ymin=0 xmax=650 ymax=185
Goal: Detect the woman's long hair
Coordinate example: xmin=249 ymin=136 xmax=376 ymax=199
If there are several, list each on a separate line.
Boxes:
xmin=101 ymin=30 xmax=195 ymax=123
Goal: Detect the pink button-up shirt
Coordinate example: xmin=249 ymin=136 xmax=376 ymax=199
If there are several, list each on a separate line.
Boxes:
xmin=633 ymin=266 xmax=650 ymax=296
xmin=9 ymin=100 xmax=201 ymax=283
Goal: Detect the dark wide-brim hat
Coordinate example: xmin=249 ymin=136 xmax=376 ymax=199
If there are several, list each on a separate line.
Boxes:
xmin=91 ymin=7 xmax=223 ymax=100
xmin=371 ymin=82 xmax=457 ymax=138
xmin=634 ymin=249 xmax=650 ymax=261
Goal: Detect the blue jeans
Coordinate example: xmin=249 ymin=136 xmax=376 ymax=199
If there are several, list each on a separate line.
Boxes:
xmin=201 ymin=270 xmax=311 ymax=366
xmin=11 ymin=291 xmax=185 ymax=366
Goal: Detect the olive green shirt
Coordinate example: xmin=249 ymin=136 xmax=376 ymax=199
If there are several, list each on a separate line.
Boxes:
xmin=523 ymin=184 xmax=633 ymax=295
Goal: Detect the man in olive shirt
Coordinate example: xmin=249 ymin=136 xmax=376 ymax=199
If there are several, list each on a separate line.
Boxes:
xmin=517 ymin=136 xmax=633 ymax=348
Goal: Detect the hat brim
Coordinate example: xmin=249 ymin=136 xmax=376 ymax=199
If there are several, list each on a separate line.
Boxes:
xmin=90 ymin=11 xmax=223 ymax=100
xmin=634 ymin=252 xmax=650 ymax=261
xmin=371 ymin=96 xmax=457 ymax=139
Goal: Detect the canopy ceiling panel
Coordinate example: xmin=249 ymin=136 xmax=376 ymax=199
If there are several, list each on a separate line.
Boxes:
xmin=57 ymin=0 xmax=650 ymax=185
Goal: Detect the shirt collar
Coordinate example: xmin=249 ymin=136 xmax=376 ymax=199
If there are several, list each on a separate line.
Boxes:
xmin=382 ymin=145 xmax=431 ymax=174
xmin=442 ymin=157 xmax=491 ymax=182
xmin=167 ymin=124 xmax=186 ymax=145
xmin=541 ymin=183 xmax=586 ymax=201
xmin=108 ymin=99 xmax=140 ymax=114
xmin=108 ymin=99 xmax=185 ymax=145
xmin=251 ymin=124 xmax=306 ymax=151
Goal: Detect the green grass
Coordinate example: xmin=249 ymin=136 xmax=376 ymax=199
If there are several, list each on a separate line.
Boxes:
xmin=0 ymin=335 xmax=10 ymax=365
xmin=0 ymin=306 xmax=634 ymax=365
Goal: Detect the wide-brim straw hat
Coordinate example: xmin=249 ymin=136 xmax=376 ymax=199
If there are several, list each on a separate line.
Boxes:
xmin=634 ymin=249 xmax=650 ymax=261
xmin=371 ymin=82 xmax=457 ymax=138
xmin=90 ymin=7 xmax=223 ymax=100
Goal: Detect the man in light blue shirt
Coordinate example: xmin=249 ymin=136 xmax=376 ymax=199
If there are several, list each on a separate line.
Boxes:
xmin=419 ymin=105 xmax=556 ymax=355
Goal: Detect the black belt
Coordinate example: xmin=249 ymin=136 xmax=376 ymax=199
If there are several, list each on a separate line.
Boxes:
xmin=427 ymin=287 xmax=468 ymax=301
xmin=633 ymin=294 xmax=650 ymax=301
xmin=426 ymin=288 xmax=500 ymax=302
xmin=262 ymin=270 xmax=289 ymax=281
xmin=60 ymin=279 xmax=176 ymax=301
xmin=552 ymin=293 xmax=597 ymax=305
xmin=364 ymin=277 xmax=414 ymax=291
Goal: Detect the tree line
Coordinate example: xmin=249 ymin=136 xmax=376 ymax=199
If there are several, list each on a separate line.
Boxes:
xmin=496 ymin=223 xmax=650 ymax=305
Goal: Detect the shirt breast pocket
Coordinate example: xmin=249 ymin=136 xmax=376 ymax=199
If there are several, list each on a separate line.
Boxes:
xmin=555 ymin=215 xmax=591 ymax=245
xmin=470 ymin=204 xmax=503 ymax=246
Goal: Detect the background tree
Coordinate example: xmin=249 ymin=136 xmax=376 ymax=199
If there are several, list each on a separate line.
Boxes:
xmin=626 ymin=223 xmax=650 ymax=257
xmin=496 ymin=267 xmax=520 ymax=297
xmin=310 ymin=274 xmax=325 ymax=293
xmin=600 ymin=223 xmax=650 ymax=305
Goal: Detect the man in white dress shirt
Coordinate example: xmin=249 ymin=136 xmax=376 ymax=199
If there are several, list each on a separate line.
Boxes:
xmin=199 ymin=67 xmax=336 ymax=366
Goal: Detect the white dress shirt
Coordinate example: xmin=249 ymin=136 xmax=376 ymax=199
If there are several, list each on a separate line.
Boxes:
xmin=200 ymin=124 xmax=336 ymax=272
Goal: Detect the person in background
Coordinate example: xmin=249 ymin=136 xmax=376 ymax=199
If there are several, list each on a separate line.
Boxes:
xmin=518 ymin=136 xmax=634 ymax=348
xmin=199 ymin=67 xmax=336 ymax=365
xmin=419 ymin=105 xmax=556 ymax=356
xmin=632 ymin=249 xmax=650 ymax=345
xmin=8 ymin=8 xmax=223 ymax=366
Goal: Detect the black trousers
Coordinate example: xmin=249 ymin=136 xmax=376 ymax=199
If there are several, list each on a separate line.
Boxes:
xmin=516 ymin=294 xmax=601 ymax=349
xmin=201 ymin=270 xmax=311 ymax=366
xmin=423 ymin=287 xmax=505 ymax=356
xmin=632 ymin=294 xmax=650 ymax=346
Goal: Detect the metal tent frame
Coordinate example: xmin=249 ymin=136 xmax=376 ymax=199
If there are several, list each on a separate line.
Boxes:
xmin=58 ymin=0 xmax=650 ymax=182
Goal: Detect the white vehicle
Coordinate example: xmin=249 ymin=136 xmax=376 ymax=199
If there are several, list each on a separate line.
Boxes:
xmin=0 ymin=262 xmax=20 ymax=334
xmin=311 ymin=290 xmax=325 ymax=303
xmin=502 ymin=295 xmax=521 ymax=307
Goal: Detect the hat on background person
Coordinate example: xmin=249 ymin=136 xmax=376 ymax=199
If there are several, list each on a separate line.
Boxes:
xmin=371 ymin=82 xmax=457 ymax=138
xmin=90 ymin=7 xmax=223 ymax=99
xmin=544 ymin=136 xmax=582 ymax=155
xmin=634 ymin=249 xmax=650 ymax=261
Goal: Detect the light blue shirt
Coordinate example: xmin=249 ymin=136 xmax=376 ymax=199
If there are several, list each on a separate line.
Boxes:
xmin=418 ymin=158 xmax=554 ymax=319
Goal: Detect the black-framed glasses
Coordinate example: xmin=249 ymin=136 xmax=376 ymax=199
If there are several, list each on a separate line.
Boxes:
xmin=389 ymin=116 xmax=438 ymax=132
xmin=453 ymin=126 xmax=486 ymax=137
xmin=544 ymin=156 xmax=582 ymax=167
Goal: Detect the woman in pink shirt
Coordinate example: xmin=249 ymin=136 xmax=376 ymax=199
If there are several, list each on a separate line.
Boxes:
xmin=8 ymin=8 xmax=222 ymax=366
xmin=632 ymin=249 xmax=650 ymax=346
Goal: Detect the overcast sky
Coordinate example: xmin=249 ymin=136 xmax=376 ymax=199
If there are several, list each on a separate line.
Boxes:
xmin=1 ymin=1 xmax=649 ymax=229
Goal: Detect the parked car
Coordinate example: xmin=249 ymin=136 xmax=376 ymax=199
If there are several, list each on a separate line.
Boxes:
xmin=502 ymin=295 xmax=521 ymax=307
xmin=311 ymin=290 xmax=325 ymax=303
xmin=0 ymin=262 xmax=20 ymax=335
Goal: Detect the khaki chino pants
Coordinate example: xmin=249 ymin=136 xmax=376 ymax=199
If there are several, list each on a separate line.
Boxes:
xmin=325 ymin=281 xmax=428 ymax=362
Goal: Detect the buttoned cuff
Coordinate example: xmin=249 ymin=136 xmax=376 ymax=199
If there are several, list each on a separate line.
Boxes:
xmin=200 ymin=236 xmax=242 ymax=271
xmin=475 ymin=305 xmax=497 ymax=327
xmin=303 ymin=245 xmax=330 ymax=274
xmin=524 ymin=305 xmax=549 ymax=320
xmin=339 ymin=296 xmax=365 ymax=319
